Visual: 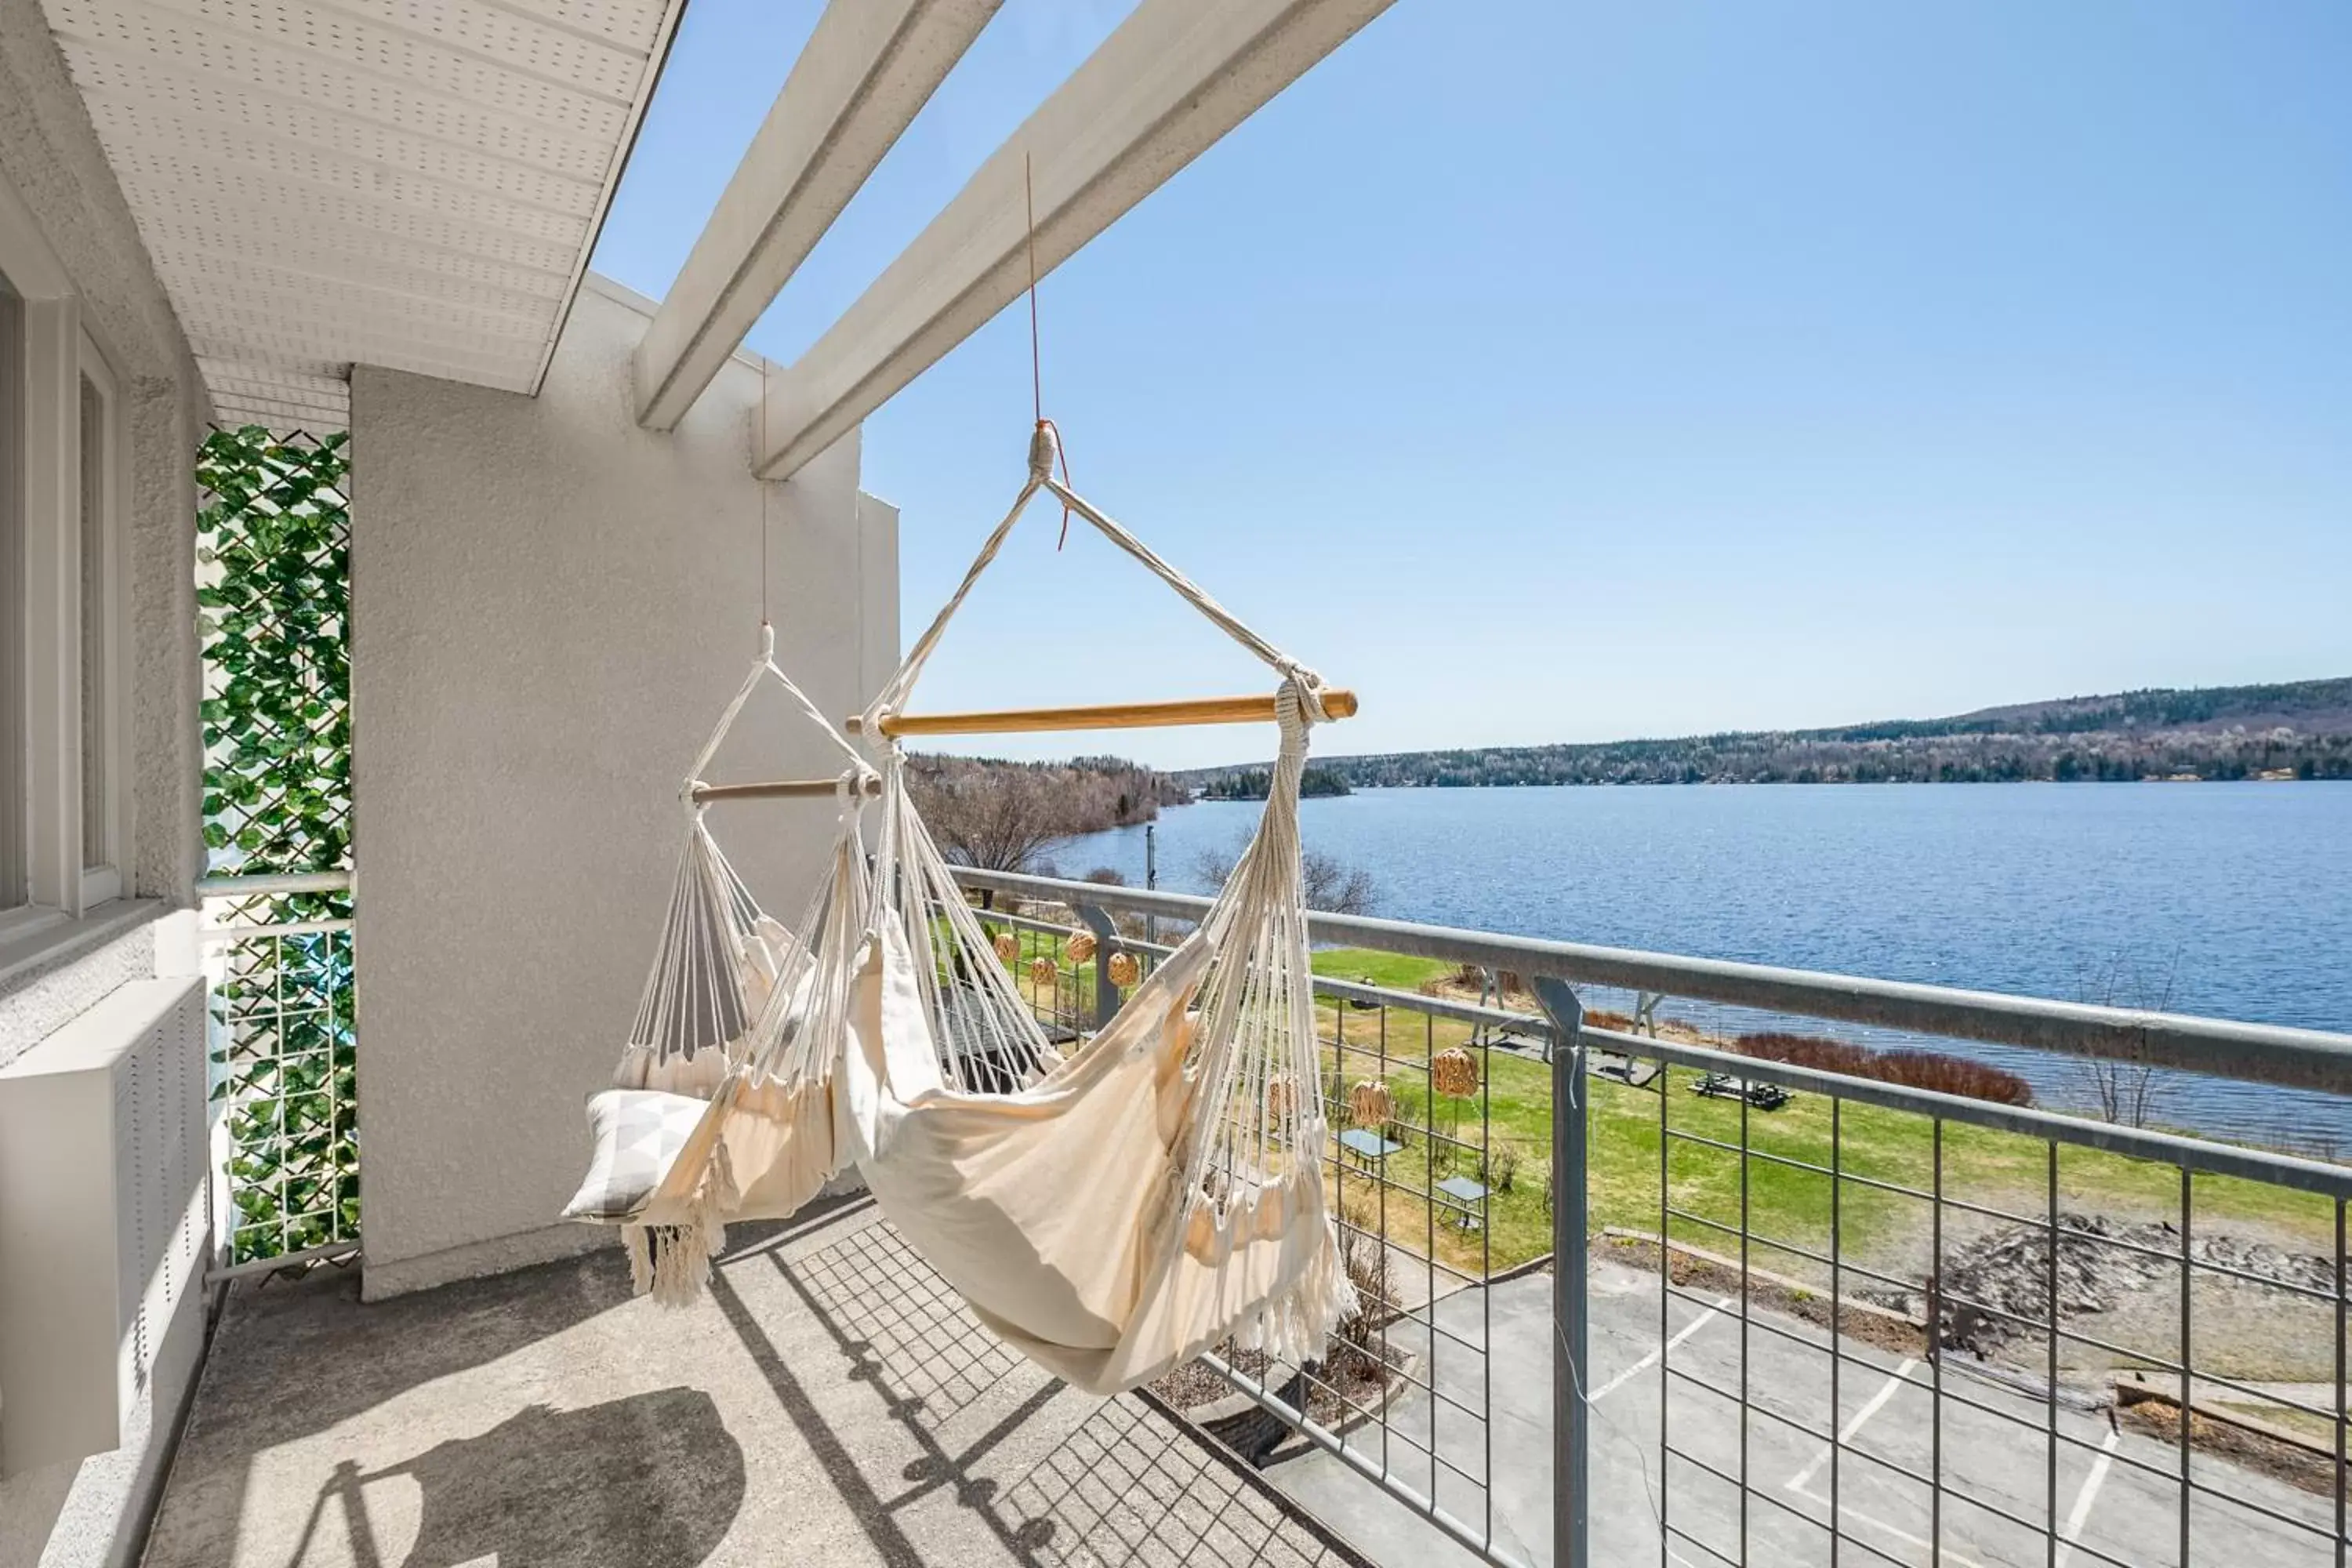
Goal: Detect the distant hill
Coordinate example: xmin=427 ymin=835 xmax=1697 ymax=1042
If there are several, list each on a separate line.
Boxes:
xmin=1178 ymin=677 xmax=2352 ymax=790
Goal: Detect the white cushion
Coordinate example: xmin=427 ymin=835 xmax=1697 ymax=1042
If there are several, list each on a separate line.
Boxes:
xmin=561 ymin=1088 xmax=709 ymax=1222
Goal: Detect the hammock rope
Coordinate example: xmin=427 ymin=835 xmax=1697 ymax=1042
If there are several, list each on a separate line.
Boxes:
xmin=863 ymin=423 xmax=1331 ymax=735
xmin=840 ymin=424 xmax=1355 ymax=1392
xmin=570 ymin=633 xmax=876 ymax=1302
xmin=575 ymin=425 xmax=1357 ymax=1381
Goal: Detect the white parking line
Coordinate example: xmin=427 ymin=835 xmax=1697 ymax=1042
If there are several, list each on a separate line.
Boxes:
xmin=2052 ymin=1427 xmax=2121 ymax=1568
xmin=1785 ymin=1358 xmax=1920 ymax=1494
xmin=1788 ymin=1479 xmax=1990 ymax=1568
xmin=1592 ymin=1295 xmax=1736 ymax=1404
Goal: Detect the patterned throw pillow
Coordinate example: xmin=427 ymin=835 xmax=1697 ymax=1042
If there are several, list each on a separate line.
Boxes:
xmin=560 ymin=1088 xmax=710 ymax=1222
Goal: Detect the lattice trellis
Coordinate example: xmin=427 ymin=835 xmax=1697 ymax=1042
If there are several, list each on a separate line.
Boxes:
xmin=197 ymin=427 xmax=350 ymax=879
xmin=198 ymin=426 xmax=357 ymax=1263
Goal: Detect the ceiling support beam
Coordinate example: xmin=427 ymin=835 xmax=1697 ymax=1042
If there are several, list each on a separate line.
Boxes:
xmin=633 ymin=0 xmax=1001 ymax=431
xmin=753 ymin=0 xmax=1395 ymax=481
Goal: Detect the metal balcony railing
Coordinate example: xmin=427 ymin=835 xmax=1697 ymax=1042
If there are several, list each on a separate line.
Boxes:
xmin=953 ymin=865 xmax=2352 ymax=1568
xmin=198 ymin=869 xmax=358 ymax=1276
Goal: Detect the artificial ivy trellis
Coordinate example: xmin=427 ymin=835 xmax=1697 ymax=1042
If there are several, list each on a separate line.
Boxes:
xmin=197 ymin=425 xmax=357 ymax=1261
xmin=198 ymin=426 xmax=351 ymax=874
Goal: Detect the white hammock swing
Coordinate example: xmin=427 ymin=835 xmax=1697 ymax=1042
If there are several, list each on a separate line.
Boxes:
xmin=836 ymin=422 xmax=1357 ymax=1394
xmin=559 ymin=630 xmax=876 ymax=1301
xmin=562 ymin=426 xmax=1357 ymax=1394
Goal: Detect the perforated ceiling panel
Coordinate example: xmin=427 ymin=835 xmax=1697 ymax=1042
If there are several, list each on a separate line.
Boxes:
xmin=42 ymin=0 xmax=684 ymax=431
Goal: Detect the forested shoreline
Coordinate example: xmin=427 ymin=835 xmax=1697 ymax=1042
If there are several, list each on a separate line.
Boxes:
xmin=1179 ymin=677 xmax=2352 ymax=790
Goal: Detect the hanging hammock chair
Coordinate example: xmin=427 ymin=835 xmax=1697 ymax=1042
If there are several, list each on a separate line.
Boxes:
xmin=560 ymin=631 xmax=876 ymax=1301
xmin=835 ymin=423 xmax=1356 ymax=1396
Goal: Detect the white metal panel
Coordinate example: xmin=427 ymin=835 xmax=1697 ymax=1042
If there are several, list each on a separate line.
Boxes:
xmin=755 ymin=0 xmax=1397 ymax=479
xmin=632 ymin=0 xmax=1001 ymax=430
xmin=0 ymin=975 xmax=207 ymax=1477
xmin=39 ymin=0 xmax=684 ymax=430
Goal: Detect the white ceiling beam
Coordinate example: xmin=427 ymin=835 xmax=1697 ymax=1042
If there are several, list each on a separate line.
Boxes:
xmin=754 ymin=0 xmax=1395 ymax=481
xmin=633 ymin=0 xmax=1002 ymax=431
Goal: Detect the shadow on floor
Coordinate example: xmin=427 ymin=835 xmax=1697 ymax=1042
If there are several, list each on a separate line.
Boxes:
xmin=287 ymin=1388 xmax=744 ymax=1568
xmin=713 ymin=1217 xmax=1364 ymax=1567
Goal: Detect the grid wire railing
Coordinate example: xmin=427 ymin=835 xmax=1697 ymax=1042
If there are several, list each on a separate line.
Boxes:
xmin=199 ymin=870 xmax=357 ymax=1269
xmin=956 ymin=866 xmax=2352 ymax=1568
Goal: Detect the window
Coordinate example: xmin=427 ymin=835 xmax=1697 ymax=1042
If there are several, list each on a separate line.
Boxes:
xmin=1 ymin=168 xmax=134 ymax=932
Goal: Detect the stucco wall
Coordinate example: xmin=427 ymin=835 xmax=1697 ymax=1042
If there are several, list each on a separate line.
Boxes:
xmin=0 ymin=8 xmax=209 ymax=1566
xmin=351 ymin=278 xmax=898 ymax=1298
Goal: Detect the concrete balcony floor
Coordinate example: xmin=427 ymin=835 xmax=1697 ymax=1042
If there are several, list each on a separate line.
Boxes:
xmin=144 ymin=1196 xmax=1361 ymax=1567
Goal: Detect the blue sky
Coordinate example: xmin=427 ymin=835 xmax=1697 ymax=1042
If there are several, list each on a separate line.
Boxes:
xmin=594 ymin=2 xmax=2352 ymax=769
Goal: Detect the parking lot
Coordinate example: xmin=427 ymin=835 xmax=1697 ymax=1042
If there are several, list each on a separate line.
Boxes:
xmin=1265 ymin=1257 xmax=2340 ymax=1566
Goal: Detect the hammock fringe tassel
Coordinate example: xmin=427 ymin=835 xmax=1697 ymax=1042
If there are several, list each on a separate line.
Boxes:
xmin=623 ymin=1139 xmax=739 ymax=1307
xmin=1229 ymin=1219 xmax=1355 ymax=1371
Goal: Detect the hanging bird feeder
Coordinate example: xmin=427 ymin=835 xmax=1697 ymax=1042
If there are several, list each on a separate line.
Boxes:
xmin=1348 ymin=1078 xmax=1394 ymax=1127
xmin=1265 ymin=1073 xmax=1298 ymax=1122
xmin=1432 ymin=1047 xmax=1480 ymax=1098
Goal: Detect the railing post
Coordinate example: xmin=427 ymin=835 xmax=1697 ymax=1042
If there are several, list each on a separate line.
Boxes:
xmin=1532 ymin=975 xmax=1588 ymax=1568
xmin=1076 ymin=904 xmax=1120 ymax=1030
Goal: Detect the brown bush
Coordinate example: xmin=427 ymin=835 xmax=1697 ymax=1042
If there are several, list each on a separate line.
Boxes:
xmin=1737 ymin=1032 xmax=1878 ymax=1076
xmin=1332 ymin=1199 xmax=1396 ymax=1377
xmin=1875 ymin=1049 xmax=2034 ymax=1105
xmin=1736 ymin=1031 xmax=2032 ymax=1107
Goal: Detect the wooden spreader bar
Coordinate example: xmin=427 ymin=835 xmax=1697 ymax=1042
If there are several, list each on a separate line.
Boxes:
xmin=848 ymin=688 xmax=1359 ymax=739
xmin=691 ymin=773 xmax=883 ymax=804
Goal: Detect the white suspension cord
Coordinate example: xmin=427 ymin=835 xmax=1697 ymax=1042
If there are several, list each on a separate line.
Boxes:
xmin=866 ymin=423 xmax=1330 ymax=731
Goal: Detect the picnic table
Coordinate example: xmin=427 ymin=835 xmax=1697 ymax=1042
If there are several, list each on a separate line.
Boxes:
xmin=1434 ymin=1174 xmax=1490 ymax=1231
xmin=1690 ymin=1072 xmax=1791 ymax=1111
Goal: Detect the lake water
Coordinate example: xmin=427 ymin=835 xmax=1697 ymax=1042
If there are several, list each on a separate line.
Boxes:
xmin=1058 ymin=783 xmax=2352 ymax=1152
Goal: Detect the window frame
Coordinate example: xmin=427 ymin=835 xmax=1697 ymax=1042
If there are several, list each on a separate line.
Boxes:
xmin=0 ymin=165 xmax=136 ymax=930
xmin=74 ymin=328 xmax=127 ymax=906
xmin=1 ymin=278 xmax=23 ymax=920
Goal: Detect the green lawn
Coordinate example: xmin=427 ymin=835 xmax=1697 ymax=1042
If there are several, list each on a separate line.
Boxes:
xmin=1312 ymin=947 xmax=1457 ymax=993
xmin=1004 ymin=931 xmax=2338 ymax=1283
xmin=1331 ymin=1020 xmax=2337 ymax=1283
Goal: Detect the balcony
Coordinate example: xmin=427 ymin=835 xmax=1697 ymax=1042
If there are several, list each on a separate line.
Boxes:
xmin=142 ymin=867 xmax=2352 ymax=1567
xmin=1 ymin=3 xmax=2342 ymax=1565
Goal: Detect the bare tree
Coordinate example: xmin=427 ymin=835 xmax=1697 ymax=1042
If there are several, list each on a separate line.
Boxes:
xmin=1191 ymin=839 xmax=1377 ymax=915
xmin=2070 ymin=949 xmax=2182 ymax=1129
xmin=904 ymin=754 xmax=1181 ymax=873
xmin=906 ymin=764 xmax=1078 ymax=873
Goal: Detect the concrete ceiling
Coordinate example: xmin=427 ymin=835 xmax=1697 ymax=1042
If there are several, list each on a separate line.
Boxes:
xmin=40 ymin=0 xmax=684 ymax=431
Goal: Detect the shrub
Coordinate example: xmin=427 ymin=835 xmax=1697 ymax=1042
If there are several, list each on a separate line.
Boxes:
xmin=1875 ymin=1050 xmax=2034 ymax=1105
xmin=1333 ymin=1199 xmax=1396 ymax=1376
xmin=1737 ymin=1032 xmax=1877 ymax=1076
xmin=1736 ymin=1031 xmax=2032 ymax=1107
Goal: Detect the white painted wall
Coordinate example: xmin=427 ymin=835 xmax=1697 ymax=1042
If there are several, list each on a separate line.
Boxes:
xmin=350 ymin=276 xmax=898 ymax=1298
xmin=0 ymin=5 xmax=211 ymax=1563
